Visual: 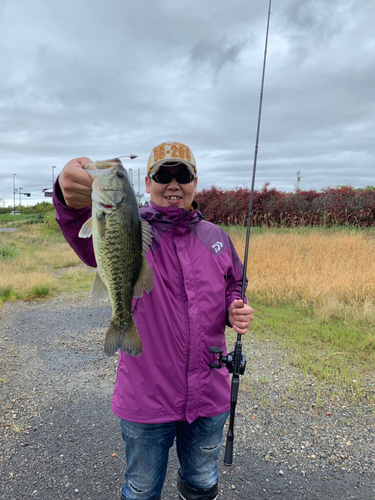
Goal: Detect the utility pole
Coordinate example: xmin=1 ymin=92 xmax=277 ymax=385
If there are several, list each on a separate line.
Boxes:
xmin=296 ymin=171 xmax=302 ymax=192
xmin=13 ymin=174 xmax=17 ymax=213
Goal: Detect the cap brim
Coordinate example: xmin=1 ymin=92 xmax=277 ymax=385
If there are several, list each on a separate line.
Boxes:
xmin=149 ymin=159 xmax=196 ymax=176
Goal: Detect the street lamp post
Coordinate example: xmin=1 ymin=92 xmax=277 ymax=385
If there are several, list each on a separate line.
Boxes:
xmin=129 ymin=168 xmax=133 ymax=187
xmin=52 ymin=166 xmax=56 ymax=187
xmin=13 ymin=174 xmax=17 ymax=214
xmin=120 ymin=155 xmax=138 ymax=188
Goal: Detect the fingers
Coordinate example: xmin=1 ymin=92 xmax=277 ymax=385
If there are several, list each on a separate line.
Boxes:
xmin=58 ymin=157 xmax=93 ymax=209
xmin=231 ymin=302 xmax=254 ymax=335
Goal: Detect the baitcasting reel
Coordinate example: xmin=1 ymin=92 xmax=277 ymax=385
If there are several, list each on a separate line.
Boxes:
xmin=209 ymin=346 xmax=246 ymax=375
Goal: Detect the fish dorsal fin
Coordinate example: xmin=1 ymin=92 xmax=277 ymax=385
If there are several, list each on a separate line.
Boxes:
xmin=91 ymin=272 xmax=110 ymax=301
xmin=141 ymin=221 xmax=152 ymax=254
xmin=133 ymin=257 xmax=154 ymax=298
xmin=79 ymin=218 xmax=93 ymax=238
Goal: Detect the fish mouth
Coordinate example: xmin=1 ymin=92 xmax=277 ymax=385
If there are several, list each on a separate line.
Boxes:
xmin=99 ymin=197 xmax=124 ymax=210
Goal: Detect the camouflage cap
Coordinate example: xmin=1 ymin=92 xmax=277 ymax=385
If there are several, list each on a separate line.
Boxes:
xmin=147 ymin=141 xmax=197 ymax=175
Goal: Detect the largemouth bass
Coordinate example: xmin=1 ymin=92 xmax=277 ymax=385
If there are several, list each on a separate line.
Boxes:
xmin=78 ymin=158 xmax=154 ymax=356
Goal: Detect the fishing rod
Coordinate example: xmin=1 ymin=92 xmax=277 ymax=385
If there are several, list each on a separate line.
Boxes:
xmin=209 ymin=0 xmax=272 ymax=466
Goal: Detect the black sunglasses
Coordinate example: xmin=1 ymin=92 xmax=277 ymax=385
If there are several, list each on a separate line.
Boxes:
xmin=149 ymin=171 xmax=196 ymax=185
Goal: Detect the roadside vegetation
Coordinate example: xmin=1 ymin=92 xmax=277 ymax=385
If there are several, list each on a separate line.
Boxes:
xmin=0 ymin=214 xmax=93 ymax=303
xmin=0 ymin=201 xmax=55 ymax=227
xmin=226 ymin=225 xmax=375 ymax=402
xmin=196 ymin=184 xmax=375 ymax=227
xmin=0 ymin=208 xmax=374 ymax=402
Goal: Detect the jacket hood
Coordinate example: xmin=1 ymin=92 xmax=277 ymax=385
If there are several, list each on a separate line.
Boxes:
xmin=140 ymin=201 xmax=202 ymax=231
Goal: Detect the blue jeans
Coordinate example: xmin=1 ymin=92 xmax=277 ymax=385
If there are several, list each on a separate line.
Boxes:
xmin=120 ymin=412 xmax=229 ymax=500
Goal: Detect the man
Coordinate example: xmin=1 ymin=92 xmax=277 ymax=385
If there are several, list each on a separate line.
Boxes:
xmin=54 ymin=141 xmax=254 ymax=500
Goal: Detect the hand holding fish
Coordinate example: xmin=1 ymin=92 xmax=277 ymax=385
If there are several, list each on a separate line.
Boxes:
xmin=59 ymin=157 xmax=93 ymax=209
xmin=228 ymin=299 xmax=254 ymax=335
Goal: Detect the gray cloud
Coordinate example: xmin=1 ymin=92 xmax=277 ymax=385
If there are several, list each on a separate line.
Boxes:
xmin=1 ymin=0 xmax=375 ymax=207
xmin=190 ymin=37 xmax=250 ymax=84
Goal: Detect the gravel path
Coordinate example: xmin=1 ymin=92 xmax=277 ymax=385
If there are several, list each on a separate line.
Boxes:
xmin=0 ymin=295 xmax=374 ymax=499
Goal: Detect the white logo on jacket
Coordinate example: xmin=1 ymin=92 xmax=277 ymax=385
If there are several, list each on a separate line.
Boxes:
xmin=212 ymin=241 xmax=223 ymax=253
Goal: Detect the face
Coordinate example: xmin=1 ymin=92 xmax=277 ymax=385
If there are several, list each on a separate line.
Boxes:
xmin=145 ymin=165 xmax=198 ymax=211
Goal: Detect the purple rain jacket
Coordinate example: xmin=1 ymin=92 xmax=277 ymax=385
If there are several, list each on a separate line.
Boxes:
xmin=54 ymin=189 xmax=246 ymax=424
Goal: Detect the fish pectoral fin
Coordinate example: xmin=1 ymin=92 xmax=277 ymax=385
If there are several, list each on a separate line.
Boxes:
xmin=90 ymin=272 xmax=109 ymax=300
xmin=141 ymin=221 xmax=153 ymax=254
xmin=79 ymin=217 xmax=93 ymax=238
xmin=133 ymin=257 xmax=154 ymax=298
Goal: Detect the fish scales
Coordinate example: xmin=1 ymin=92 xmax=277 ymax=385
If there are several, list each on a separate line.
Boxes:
xmin=96 ymin=208 xmax=141 ymax=326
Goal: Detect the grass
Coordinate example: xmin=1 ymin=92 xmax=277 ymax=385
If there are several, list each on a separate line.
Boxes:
xmin=0 ymin=223 xmax=92 ymax=301
xmin=0 ymin=213 xmax=44 ymax=228
xmin=228 ymin=226 xmax=375 ymax=315
xmin=252 ymin=302 xmax=373 ymax=393
xmin=1 ymin=220 xmax=374 ymax=400
xmin=0 ymin=245 xmax=18 ymax=259
xmin=12 ymin=423 xmax=25 ymax=433
xmin=225 ymin=226 xmax=375 ymax=400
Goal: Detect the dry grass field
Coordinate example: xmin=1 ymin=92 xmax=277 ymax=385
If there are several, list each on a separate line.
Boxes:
xmin=229 ymin=227 xmax=375 ymax=323
xmin=0 ymin=225 xmax=90 ymax=300
xmin=227 ymin=226 xmax=375 ymax=397
xmin=1 ymin=224 xmax=374 ymax=319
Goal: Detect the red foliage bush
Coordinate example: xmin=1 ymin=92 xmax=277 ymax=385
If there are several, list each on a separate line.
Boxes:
xmin=195 ymin=185 xmax=375 ymax=227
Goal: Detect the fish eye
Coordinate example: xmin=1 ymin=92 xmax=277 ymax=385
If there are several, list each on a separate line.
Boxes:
xmin=117 ymin=171 xmax=125 ymax=178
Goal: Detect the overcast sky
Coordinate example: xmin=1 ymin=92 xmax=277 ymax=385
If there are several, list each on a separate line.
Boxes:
xmin=1 ymin=0 xmax=374 ymax=207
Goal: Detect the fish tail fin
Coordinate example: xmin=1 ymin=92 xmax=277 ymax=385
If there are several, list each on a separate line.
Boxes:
xmin=120 ymin=317 xmax=143 ymax=357
xmin=104 ymin=318 xmax=143 ymax=357
xmin=104 ymin=321 xmax=122 ymax=356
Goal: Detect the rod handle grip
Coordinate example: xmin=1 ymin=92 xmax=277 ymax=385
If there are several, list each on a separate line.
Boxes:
xmin=224 ymin=438 xmax=234 ymax=466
